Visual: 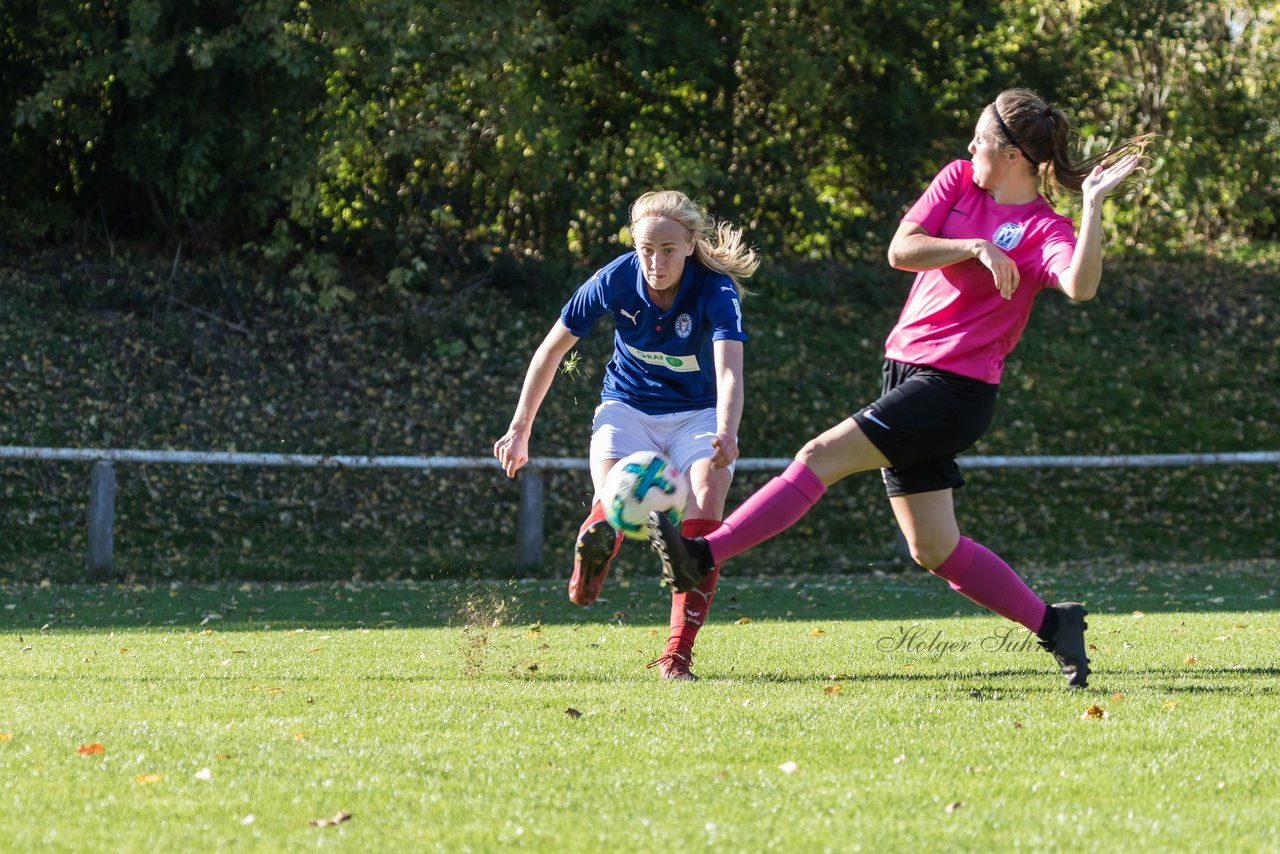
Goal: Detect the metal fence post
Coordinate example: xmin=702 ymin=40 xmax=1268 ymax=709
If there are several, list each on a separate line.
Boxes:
xmin=86 ymin=460 xmax=116 ymax=582
xmin=516 ymin=469 xmax=545 ymax=569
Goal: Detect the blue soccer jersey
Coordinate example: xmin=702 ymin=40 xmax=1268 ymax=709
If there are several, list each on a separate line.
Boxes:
xmin=559 ymin=252 xmax=747 ymax=415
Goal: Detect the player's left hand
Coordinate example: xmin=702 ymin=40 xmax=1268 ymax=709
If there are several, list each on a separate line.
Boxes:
xmin=1082 ymin=154 xmax=1142 ymax=202
xmin=709 ymin=433 xmax=739 ymax=469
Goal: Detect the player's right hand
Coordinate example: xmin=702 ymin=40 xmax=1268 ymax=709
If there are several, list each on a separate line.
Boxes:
xmin=974 ymin=241 xmax=1020 ymax=300
xmin=493 ymin=430 xmax=529 ymax=478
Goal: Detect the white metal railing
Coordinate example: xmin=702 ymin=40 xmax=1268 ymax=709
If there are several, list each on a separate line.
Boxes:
xmin=3 ymin=445 xmax=1278 ymax=581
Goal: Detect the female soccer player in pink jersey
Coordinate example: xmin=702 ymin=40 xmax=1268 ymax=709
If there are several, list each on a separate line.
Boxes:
xmin=650 ymin=89 xmax=1150 ymax=688
xmin=495 ymin=190 xmax=759 ymax=679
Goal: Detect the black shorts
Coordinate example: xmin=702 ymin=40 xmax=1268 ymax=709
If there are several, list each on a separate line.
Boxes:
xmin=850 ymin=360 xmax=999 ymax=497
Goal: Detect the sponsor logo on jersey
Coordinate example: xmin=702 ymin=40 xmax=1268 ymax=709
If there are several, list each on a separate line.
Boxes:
xmin=619 ymin=307 xmax=640 ymax=325
xmin=674 ymin=313 xmax=693 ymax=339
xmin=992 ymin=221 xmax=1025 ymax=251
xmin=624 ymin=344 xmax=700 ymax=372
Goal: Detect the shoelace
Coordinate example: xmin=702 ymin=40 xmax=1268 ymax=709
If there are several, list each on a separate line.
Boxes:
xmin=645 ymin=650 xmax=691 ymax=672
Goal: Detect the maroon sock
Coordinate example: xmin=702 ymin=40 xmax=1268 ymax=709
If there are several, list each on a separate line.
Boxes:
xmin=667 ymin=518 xmax=723 ymax=652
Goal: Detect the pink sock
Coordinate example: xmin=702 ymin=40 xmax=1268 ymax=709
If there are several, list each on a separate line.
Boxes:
xmin=704 ymin=461 xmax=826 ymax=563
xmin=931 ymin=536 xmax=1049 ymax=632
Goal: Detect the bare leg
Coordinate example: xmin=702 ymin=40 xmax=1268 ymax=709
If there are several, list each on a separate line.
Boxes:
xmin=888 ymin=489 xmax=961 ymax=570
xmin=795 ymin=417 xmax=891 ymax=486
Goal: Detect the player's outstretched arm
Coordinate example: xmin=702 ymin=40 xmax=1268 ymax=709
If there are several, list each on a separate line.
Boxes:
xmin=1058 ymin=154 xmax=1144 ymax=302
xmin=494 ymin=321 xmax=580 ymax=478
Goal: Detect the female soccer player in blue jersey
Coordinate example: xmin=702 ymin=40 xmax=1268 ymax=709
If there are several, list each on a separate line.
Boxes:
xmin=650 ymin=89 xmax=1150 ymax=688
xmin=494 ymin=190 xmax=760 ymax=679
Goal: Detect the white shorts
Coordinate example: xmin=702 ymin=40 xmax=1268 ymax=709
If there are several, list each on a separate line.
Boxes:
xmin=589 ymin=400 xmax=735 ymax=477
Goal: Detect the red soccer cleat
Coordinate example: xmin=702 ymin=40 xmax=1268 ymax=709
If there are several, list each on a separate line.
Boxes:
xmin=646 ymin=648 xmax=698 ymax=681
xmin=568 ymin=517 xmax=623 ymax=606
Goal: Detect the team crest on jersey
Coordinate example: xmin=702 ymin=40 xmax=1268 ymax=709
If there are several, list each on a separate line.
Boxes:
xmin=674 ymin=313 xmax=693 ymax=339
xmin=992 ymin=222 xmax=1025 ymax=251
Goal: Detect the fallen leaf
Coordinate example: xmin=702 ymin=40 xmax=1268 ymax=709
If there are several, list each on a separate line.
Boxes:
xmin=294 ymin=732 xmax=306 ymax=741
xmin=78 ymin=743 xmax=105 ymax=755
xmin=1164 ymin=701 xmax=1178 ymax=710
xmin=809 ymin=627 xmax=826 ymax=637
xmin=824 ymin=684 xmax=842 ymax=696
xmin=309 ymin=811 xmax=353 ymax=828
xmin=736 ymin=617 xmax=750 ymax=625
xmin=0 ymin=733 xmax=11 ymax=742
xmin=1112 ymin=692 xmax=1125 ymax=701
xmin=1013 ymin=721 xmax=1023 ymax=729
xmin=1079 ymin=705 xmax=1108 ymax=720
xmin=945 ymin=801 xmax=963 ymax=813
xmin=564 ymin=707 xmax=582 ymax=719
xmin=1184 ymin=655 xmax=1198 ymax=665
xmin=135 ymin=773 xmax=163 ymax=784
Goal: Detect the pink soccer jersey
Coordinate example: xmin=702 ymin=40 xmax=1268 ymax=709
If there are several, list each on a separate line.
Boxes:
xmin=884 ymin=159 xmax=1078 ymax=383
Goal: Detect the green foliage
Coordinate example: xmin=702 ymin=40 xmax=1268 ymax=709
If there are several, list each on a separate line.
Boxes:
xmin=4 ymin=1 xmax=1279 ymax=298
xmin=995 ymin=0 xmax=1280 ymax=247
xmin=2 ymin=0 xmax=326 ymax=249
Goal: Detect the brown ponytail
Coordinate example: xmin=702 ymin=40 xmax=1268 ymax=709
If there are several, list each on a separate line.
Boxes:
xmin=991 ymin=88 xmax=1153 ymax=200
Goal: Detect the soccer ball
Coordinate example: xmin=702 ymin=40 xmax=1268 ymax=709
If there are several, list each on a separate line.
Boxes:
xmin=601 ymin=451 xmax=688 ymax=540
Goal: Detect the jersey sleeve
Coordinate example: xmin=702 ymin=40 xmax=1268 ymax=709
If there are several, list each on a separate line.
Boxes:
xmin=559 ymin=268 xmax=610 ymax=337
xmin=706 ymin=278 xmax=747 ymax=342
xmin=902 ymin=160 xmax=969 ymax=236
xmin=1037 ymin=217 xmax=1077 ymax=289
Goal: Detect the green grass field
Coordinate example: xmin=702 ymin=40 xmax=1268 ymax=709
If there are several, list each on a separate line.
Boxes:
xmin=3 ymin=561 xmax=1278 ymax=851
